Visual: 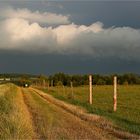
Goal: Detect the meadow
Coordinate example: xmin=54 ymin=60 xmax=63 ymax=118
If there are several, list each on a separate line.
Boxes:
xmin=0 ymin=83 xmax=139 ymax=139
xmin=42 ymin=85 xmax=140 ymax=135
xmin=0 ymin=83 xmax=117 ymax=139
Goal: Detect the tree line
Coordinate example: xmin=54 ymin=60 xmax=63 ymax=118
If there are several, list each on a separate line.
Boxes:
xmin=48 ymin=73 xmax=140 ymax=86
xmin=0 ymin=73 xmax=140 ymax=86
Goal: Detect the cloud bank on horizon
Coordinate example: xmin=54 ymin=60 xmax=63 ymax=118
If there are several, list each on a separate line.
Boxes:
xmin=0 ymin=7 xmax=140 ymax=61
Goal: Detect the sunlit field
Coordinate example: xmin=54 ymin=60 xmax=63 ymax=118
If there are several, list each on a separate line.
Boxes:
xmin=41 ymin=85 xmax=140 ymax=135
xmin=0 ymin=83 xmax=120 ymax=139
xmin=0 ymin=83 xmax=139 ymax=139
xmin=0 ymin=84 xmax=35 ymax=139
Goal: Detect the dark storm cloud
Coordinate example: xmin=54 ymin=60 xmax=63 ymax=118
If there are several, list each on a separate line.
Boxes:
xmin=57 ymin=1 xmax=140 ymax=28
xmin=0 ymin=52 xmax=139 ymax=74
xmin=0 ymin=1 xmax=140 ymax=74
xmin=1 ymin=1 xmax=140 ymax=28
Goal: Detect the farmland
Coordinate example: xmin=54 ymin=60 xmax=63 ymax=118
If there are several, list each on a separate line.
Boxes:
xmin=0 ymin=83 xmax=139 ymax=139
xmin=41 ymin=85 xmax=140 ymax=135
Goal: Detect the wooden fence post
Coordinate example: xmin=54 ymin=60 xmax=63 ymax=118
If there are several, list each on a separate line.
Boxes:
xmin=51 ymin=80 xmax=53 ymax=87
xmin=113 ymin=76 xmax=117 ymax=112
xmin=89 ymin=75 xmax=93 ymax=104
xmin=63 ymin=85 xmax=65 ymax=94
xmin=47 ymin=81 xmax=50 ymax=90
xmin=70 ymin=81 xmax=74 ymax=98
xmin=43 ymin=79 xmax=45 ymax=89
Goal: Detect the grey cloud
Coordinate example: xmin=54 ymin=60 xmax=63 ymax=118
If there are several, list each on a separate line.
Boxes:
xmin=0 ymin=7 xmax=140 ymax=62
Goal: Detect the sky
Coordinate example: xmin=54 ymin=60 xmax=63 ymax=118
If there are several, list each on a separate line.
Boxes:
xmin=0 ymin=1 xmax=140 ymax=75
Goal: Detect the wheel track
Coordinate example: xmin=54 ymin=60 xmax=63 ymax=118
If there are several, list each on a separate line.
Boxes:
xmin=23 ymin=87 xmax=109 ymax=140
xmin=30 ymin=87 xmax=139 ymax=140
xmin=21 ymin=88 xmax=40 ymax=139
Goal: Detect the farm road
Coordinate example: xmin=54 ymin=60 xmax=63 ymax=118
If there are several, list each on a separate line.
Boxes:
xmin=22 ymin=87 xmax=112 ymax=140
xmin=21 ymin=87 xmax=138 ymax=140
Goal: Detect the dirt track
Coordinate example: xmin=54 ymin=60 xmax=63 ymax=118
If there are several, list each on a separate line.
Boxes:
xmin=21 ymin=87 xmax=139 ymax=140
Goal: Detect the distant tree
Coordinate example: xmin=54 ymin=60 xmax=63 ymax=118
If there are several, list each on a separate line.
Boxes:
xmin=56 ymin=81 xmax=63 ymax=87
xmin=96 ymin=79 xmax=106 ymax=85
xmin=47 ymin=73 xmax=140 ymax=86
xmin=37 ymin=74 xmax=48 ymax=87
xmin=123 ymin=80 xmax=129 ymax=85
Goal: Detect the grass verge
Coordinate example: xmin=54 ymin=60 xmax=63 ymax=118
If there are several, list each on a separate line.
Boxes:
xmin=39 ymin=85 xmax=140 ymax=135
xmin=0 ymin=83 xmax=35 ymax=139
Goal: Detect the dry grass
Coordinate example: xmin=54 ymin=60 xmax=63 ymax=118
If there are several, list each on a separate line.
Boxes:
xmin=0 ymin=83 xmax=139 ymax=139
xmin=40 ymin=85 xmax=140 ymax=136
xmin=0 ymin=83 xmax=35 ymax=139
xmin=0 ymin=84 xmax=10 ymax=96
xmin=23 ymin=88 xmax=110 ymax=140
xmin=31 ymin=88 xmax=100 ymax=121
xmin=31 ymin=87 xmax=139 ymax=140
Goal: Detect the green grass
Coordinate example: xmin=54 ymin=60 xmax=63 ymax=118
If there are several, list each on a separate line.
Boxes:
xmin=41 ymin=85 xmax=140 ymax=135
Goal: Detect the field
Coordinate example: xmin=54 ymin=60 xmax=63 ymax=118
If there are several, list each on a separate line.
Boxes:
xmin=0 ymin=83 xmax=139 ymax=139
xmin=41 ymin=85 xmax=140 ymax=135
xmin=0 ymin=84 xmax=35 ymax=139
